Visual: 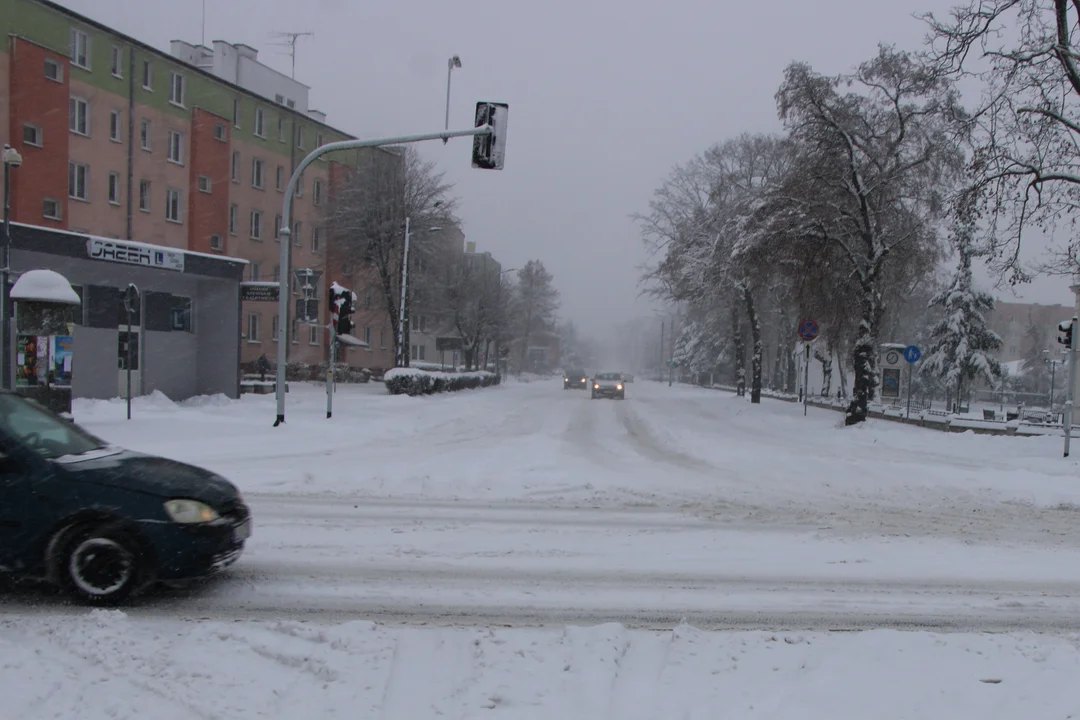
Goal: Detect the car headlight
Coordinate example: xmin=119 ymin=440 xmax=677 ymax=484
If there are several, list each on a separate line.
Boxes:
xmin=164 ymin=499 xmax=220 ymax=524
xmin=594 ymin=384 xmax=600 ymax=389
xmin=617 ymin=384 xmax=623 ymax=390
xmin=564 ymin=377 xmax=568 ymax=382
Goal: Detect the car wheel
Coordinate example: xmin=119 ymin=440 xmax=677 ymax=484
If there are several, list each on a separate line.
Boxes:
xmin=59 ymin=524 xmax=144 ymax=605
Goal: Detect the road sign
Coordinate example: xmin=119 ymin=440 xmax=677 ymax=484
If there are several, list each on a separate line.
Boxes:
xmin=240 ymin=282 xmax=280 ymax=302
xmin=798 ymin=319 xmax=819 ymax=342
xmin=123 ymin=283 xmax=140 ymax=315
xmin=903 ymin=345 xmax=921 ymax=363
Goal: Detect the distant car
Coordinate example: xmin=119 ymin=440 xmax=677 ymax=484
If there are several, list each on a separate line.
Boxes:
xmin=591 ymin=372 xmax=625 ymax=400
xmin=621 ymin=373 xmax=635 ymax=383
xmin=564 ymin=370 xmax=588 ymax=390
xmin=0 ymin=391 xmax=251 ymax=605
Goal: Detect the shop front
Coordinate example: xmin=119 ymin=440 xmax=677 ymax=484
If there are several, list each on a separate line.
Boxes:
xmin=7 ymin=223 xmax=246 ymax=401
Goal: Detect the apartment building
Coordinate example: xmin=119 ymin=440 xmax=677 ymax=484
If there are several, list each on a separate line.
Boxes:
xmin=1 ymin=0 xmax=358 ymax=371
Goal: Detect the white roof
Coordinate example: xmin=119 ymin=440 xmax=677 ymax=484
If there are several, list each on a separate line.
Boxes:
xmin=10 ymin=269 xmax=81 ymax=305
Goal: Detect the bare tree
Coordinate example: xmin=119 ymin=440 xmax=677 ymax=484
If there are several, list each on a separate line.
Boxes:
xmin=926 ymin=0 xmax=1080 ymax=279
xmin=327 ymin=146 xmax=457 ymax=366
xmin=442 ymin=254 xmax=505 ymax=370
xmin=769 ymin=46 xmax=963 ymax=424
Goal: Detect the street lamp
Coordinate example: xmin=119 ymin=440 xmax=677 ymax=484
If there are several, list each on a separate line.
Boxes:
xmin=443 ymin=55 xmax=462 ymax=144
xmin=397 ymin=218 xmax=443 ymax=367
xmin=2 ymin=144 xmax=24 ymax=391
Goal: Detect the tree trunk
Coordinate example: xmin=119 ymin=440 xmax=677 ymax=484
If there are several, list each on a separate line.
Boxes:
xmin=743 ymin=285 xmax=763 ymax=404
xmin=731 ymin=304 xmax=746 ymax=396
xmin=815 ymin=347 xmax=833 ymax=397
xmin=785 ymin=347 xmax=797 ymax=394
xmin=845 ymin=286 xmax=884 ymax=425
xmin=835 ymin=336 xmax=849 ymax=399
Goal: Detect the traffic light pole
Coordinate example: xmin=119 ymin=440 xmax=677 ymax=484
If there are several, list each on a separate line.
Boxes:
xmin=272 ymin=124 xmax=494 ymax=426
xmin=326 ymin=324 xmax=336 ymax=419
xmin=1066 ymin=315 xmax=1078 ymax=457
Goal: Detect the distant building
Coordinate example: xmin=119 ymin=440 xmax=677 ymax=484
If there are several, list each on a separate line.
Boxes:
xmin=985 ymin=301 xmax=1073 ymax=362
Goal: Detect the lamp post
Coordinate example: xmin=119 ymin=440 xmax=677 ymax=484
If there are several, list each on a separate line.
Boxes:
xmin=443 ymin=55 xmax=462 ymax=144
xmin=396 ymin=218 xmax=443 ymax=368
xmin=2 ymin=144 xmax=24 ymax=391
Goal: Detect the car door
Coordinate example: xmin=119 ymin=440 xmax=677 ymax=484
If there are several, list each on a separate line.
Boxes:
xmin=0 ymin=432 xmax=56 ymax=572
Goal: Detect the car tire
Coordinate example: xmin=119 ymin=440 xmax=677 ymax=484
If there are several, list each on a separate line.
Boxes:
xmin=58 ymin=524 xmax=145 ymax=605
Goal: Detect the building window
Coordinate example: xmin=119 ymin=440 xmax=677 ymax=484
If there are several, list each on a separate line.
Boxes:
xmin=22 ymin=124 xmax=42 ymax=147
xmin=380 ymin=327 xmax=386 ymax=349
xmin=231 ymin=151 xmax=240 ymax=182
xmin=197 ymin=175 xmax=212 ymax=193
xmin=272 ymin=314 xmax=279 ymax=342
xmin=108 ymin=172 xmax=120 ymax=205
xmin=44 ymin=58 xmax=63 ymax=82
xmin=69 ymin=28 xmax=90 ymax=70
xmin=278 ymin=116 xmax=286 ymax=142
xmin=276 ymin=165 xmax=285 ymax=192
xmin=168 ymin=72 xmax=185 ymax=106
xmin=363 ymin=327 xmax=372 ymax=345
xmin=247 ymin=313 xmax=260 ymax=343
xmin=139 ymin=180 xmax=150 ymax=211
xmin=213 ymin=123 xmax=226 ymax=142
xmin=229 ymin=204 xmax=238 ymax=235
xmin=68 ymin=162 xmax=89 ymax=201
xmin=287 ymin=98 xmax=295 ymax=109
xmin=272 ymin=265 xmax=280 ymax=282
xmin=210 ymin=234 xmax=223 ymax=251
xmin=274 ymin=214 xmax=282 ymax=241
xmin=293 ymin=221 xmax=302 ymax=247
xmin=291 ymin=317 xmax=299 ymax=343
xmin=250 ymin=210 xmax=263 ymax=240
xmin=140 ymin=119 xmax=151 ymax=150
xmin=250 ymin=263 xmax=261 ymax=281
xmin=275 ymin=93 xmax=284 ymax=104
xmin=252 ymin=158 xmax=264 ymax=189
xmin=296 ymin=125 xmax=304 ymax=149
xmin=69 ymin=97 xmax=90 ymax=136
xmin=309 ymin=324 xmax=319 ymax=345
xmin=110 ymin=46 xmax=122 ymax=77
xmin=294 ymin=172 xmax=303 ymax=197
xmin=43 ymin=198 xmax=62 ymax=221
xmin=312 ymin=226 xmax=323 ymax=252
xmin=316 ymin=133 xmax=324 ymax=148
xmin=109 ymin=110 xmax=122 ymax=142
xmin=233 ymin=97 xmax=241 ymax=128
xmin=254 ymin=108 xmax=265 ymax=137
xmin=167 ymin=131 xmax=183 ymax=164
xmin=313 ymin=179 xmax=323 ymax=206
xmin=165 ymin=188 xmax=182 ymax=223
xmin=142 ymin=59 xmax=153 ymax=89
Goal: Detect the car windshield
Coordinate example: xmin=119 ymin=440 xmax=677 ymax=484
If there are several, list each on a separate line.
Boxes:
xmin=596 ymin=373 xmax=621 ymax=380
xmin=0 ymin=394 xmax=107 ymax=460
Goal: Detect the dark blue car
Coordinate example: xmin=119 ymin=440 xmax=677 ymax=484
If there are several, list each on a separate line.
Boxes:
xmin=0 ymin=391 xmax=250 ymax=605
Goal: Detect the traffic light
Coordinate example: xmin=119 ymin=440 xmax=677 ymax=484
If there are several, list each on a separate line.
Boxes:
xmin=329 ymin=282 xmax=357 ymax=336
xmin=1059 ymin=319 xmax=1074 ymax=348
xmin=471 ymin=102 xmax=509 ymax=170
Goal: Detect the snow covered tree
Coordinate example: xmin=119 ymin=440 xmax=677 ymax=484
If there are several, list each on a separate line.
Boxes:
xmin=920 ymin=192 xmax=1004 ymax=401
xmin=772 ymin=46 xmax=963 ymax=424
xmin=512 ymin=261 xmax=559 ymax=372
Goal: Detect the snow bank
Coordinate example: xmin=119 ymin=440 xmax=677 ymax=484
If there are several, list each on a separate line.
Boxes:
xmin=4 ymin=612 xmax=1078 ymax=719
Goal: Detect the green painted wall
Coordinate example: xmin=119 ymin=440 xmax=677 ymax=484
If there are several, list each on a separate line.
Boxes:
xmin=3 ymin=0 xmax=355 ymax=164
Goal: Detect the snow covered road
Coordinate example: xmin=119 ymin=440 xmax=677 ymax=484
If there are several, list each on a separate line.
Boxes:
xmin=5 ymin=380 xmax=1080 ymax=631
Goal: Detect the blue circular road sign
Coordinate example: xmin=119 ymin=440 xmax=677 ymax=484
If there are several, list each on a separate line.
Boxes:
xmin=798 ymin=319 xmax=820 ymax=342
xmin=903 ymin=345 xmax=921 ymax=363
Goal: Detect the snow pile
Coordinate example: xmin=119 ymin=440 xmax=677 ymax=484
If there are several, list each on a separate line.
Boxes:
xmin=3 ymin=612 xmax=1079 ymax=719
xmin=9 ymin=268 xmax=81 ymax=304
xmin=384 ymin=367 xmax=499 ymax=395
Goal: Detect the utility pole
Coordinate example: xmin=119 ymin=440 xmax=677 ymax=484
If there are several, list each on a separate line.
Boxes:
xmin=1066 ymin=317 xmax=1078 ymax=457
xmin=659 ymin=320 xmax=664 ymax=382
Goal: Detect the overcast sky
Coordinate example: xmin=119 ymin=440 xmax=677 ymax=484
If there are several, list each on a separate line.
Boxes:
xmin=58 ymin=0 xmax=1077 ymax=333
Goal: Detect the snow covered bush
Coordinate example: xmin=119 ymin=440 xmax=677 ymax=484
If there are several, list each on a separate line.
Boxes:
xmin=384 ymin=368 xmax=500 ymax=396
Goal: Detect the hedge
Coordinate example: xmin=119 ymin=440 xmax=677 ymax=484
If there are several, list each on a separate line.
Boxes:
xmin=384 ymin=368 xmax=500 ymax=396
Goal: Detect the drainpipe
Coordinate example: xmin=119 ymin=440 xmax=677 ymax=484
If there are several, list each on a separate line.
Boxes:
xmin=125 ymin=45 xmax=135 ymax=240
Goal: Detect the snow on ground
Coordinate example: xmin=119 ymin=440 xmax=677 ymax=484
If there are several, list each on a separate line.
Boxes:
xmin=5 ymin=611 xmax=1080 ymax=720
xmin=5 ymin=379 xmax=1080 ymax=717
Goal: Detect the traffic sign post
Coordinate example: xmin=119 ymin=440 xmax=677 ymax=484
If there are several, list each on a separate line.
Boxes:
xmin=798 ymin=320 xmax=819 ymax=416
xmin=123 ymin=283 xmax=139 ymax=421
xmin=903 ymin=345 xmax=921 ymax=421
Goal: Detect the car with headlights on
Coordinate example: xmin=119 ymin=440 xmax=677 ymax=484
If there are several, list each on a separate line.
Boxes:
xmin=564 ymin=369 xmax=589 ymax=390
xmin=591 ymin=372 xmax=626 ymax=399
xmin=0 ymin=391 xmax=251 ymax=605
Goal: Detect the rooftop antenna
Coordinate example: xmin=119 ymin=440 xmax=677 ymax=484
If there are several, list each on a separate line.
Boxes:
xmin=269 ymin=31 xmax=314 ymax=79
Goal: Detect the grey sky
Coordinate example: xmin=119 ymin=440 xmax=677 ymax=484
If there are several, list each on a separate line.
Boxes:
xmin=58 ymin=0 xmax=1076 ymax=334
